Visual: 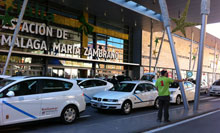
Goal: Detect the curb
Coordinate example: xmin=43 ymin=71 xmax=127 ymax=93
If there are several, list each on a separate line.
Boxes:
xmin=140 ymin=108 xmax=220 ymax=132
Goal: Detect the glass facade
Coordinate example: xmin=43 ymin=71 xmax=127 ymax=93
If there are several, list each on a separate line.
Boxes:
xmin=0 ymin=0 xmax=130 ymax=77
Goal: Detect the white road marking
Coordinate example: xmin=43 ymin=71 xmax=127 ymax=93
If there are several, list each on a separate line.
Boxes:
xmin=200 ymin=95 xmax=206 ymax=98
xmin=80 ymin=115 xmax=91 ymax=118
xmin=145 ymin=109 xmax=220 ymax=133
xmin=200 ymin=97 xmax=215 ymax=101
xmin=209 ymin=98 xmax=220 ymax=102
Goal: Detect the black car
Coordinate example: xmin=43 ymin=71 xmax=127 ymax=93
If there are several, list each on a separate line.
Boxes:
xmin=116 ymin=75 xmax=132 ymax=83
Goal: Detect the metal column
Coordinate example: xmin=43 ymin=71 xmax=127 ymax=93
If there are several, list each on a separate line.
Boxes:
xmin=154 ymin=31 xmax=165 ymax=72
xmin=194 ymin=0 xmax=210 ymax=111
xmin=192 ymin=47 xmax=199 ymax=72
xmin=189 ymin=29 xmax=194 ymax=70
xmin=215 ymin=53 xmax=219 ymax=75
xmin=149 ymin=19 xmax=153 ymax=72
xmin=2 ymin=0 xmax=29 ymax=75
xmin=213 ymin=42 xmax=217 ymax=83
xmin=159 ymin=0 xmax=189 ymax=110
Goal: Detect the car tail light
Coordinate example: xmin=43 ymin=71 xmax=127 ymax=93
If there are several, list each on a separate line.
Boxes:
xmin=82 ymin=93 xmax=84 ymax=96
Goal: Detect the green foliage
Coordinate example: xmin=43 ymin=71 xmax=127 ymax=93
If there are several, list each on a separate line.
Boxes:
xmin=78 ymin=15 xmax=94 ymax=36
xmin=171 ymin=0 xmax=200 ymax=37
xmin=0 ymin=7 xmax=13 ymax=26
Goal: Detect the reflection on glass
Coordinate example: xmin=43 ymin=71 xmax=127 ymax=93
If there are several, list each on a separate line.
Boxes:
xmin=65 ymin=69 xmax=71 ymax=79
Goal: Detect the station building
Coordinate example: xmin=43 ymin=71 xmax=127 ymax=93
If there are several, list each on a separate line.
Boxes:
xmin=0 ymin=0 xmax=219 ymax=85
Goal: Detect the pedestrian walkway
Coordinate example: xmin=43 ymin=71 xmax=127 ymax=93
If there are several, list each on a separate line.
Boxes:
xmin=142 ymin=100 xmax=220 ymax=133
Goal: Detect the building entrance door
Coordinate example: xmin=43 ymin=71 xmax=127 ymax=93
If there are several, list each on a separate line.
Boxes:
xmin=52 ymin=68 xmax=64 ymax=77
xmin=64 ymin=68 xmax=78 ymax=79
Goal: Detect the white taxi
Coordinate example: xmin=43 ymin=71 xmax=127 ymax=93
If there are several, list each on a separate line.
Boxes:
xmin=169 ymin=81 xmax=195 ymax=104
xmin=73 ymin=78 xmax=113 ymax=103
xmin=0 ymin=75 xmax=11 ymax=80
xmin=0 ymin=76 xmax=86 ymax=126
xmin=91 ymin=81 xmax=159 ymax=114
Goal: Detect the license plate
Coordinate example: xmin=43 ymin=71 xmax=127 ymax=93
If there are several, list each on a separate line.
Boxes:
xmin=97 ymin=103 xmax=101 ymax=108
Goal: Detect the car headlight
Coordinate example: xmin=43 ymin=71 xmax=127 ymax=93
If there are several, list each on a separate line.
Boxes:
xmin=93 ymin=97 xmax=98 ymax=100
xmin=170 ymin=91 xmax=175 ymax=94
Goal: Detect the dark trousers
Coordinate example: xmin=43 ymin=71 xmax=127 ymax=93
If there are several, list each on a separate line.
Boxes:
xmin=157 ymin=96 xmax=170 ymax=121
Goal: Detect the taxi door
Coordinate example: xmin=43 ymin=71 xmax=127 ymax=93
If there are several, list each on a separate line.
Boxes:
xmin=133 ymin=84 xmax=146 ymax=108
xmin=0 ymin=96 xmax=3 ymax=125
xmin=2 ymin=80 xmax=41 ymax=125
xmin=39 ymin=79 xmax=70 ymax=119
xmin=186 ymin=82 xmax=195 ymax=101
xmin=184 ymin=82 xmax=191 ymax=100
xmin=144 ymin=83 xmax=158 ymax=106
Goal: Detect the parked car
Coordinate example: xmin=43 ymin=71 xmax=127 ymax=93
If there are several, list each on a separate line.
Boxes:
xmin=141 ymin=72 xmax=157 ymax=84
xmin=169 ymin=81 xmax=195 ymax=105
xmin=200 ymin=81 xmax=209 ymax=94
xmin=188 ymin=78 xmax=209 ymax=94
xmin=91 ymin=81 xmax=159 ymax=114
xmin=0 ymin=75 xmax=10 ymax=80
xmin=0 ymin=76 xmax=86 ymax=126
xmin=209 ymin=79 xmax=220 ymax=96
xmin=116 ymin=75 xmax=132 ymax=82
xmin=73 ymin=78 xmax=113 ymax=103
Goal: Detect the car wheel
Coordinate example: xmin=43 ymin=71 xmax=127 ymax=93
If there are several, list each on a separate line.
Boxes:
xmin=121 ymin=101 xmax=132 ymax=115
xmin=61 ymin=105 xmax=78 ymax=124
xmin=154 ymin=98 xmax=159 ymax=109
xmin=176 ymin=95 xmax=181 ymax=105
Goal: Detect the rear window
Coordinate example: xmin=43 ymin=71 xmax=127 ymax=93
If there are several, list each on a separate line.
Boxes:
xmin=41 ymin=79 xmax=73 ymax=93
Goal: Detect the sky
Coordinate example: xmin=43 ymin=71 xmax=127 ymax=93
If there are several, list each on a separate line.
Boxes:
xmin=196 ymin=22 xmax=220 ymax=39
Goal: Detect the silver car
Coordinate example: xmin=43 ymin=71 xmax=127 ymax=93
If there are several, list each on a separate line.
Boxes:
xmin=91 ymin=81 xmax=159 ymax=114
xmin=209 ymin=80 xmax=220 ymax=96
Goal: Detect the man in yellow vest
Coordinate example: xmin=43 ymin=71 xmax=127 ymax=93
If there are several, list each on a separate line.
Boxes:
xmin=155 ymin=70 xmax=186 ymax=122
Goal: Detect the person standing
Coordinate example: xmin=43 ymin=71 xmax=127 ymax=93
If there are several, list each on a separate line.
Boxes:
xmin=104 ymin=75 xmax=108 ymax=81
xmin=155 ymin=70 xmax=186 ymax=122
xmin=111 ymin=76 xmax=119 ymax=88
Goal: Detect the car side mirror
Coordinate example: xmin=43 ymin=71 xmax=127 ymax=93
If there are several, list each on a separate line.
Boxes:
xmin=135 ymin=90 xmax=141 ymax=94
xmin=80 ymin=86 xmax=84 ymax=89
xmin=6 ymin=91 xmax=15 ymax=97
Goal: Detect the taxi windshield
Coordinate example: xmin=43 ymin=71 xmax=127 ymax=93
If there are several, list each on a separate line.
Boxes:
xmin=0 ymin=79 xmax=15 ymax=90
xmin=110 ymin=83 xmax=136 ymax=92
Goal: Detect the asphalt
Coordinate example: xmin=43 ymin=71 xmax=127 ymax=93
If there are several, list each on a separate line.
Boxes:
xmin=0 ymin=95 xmax=219 ymax=133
